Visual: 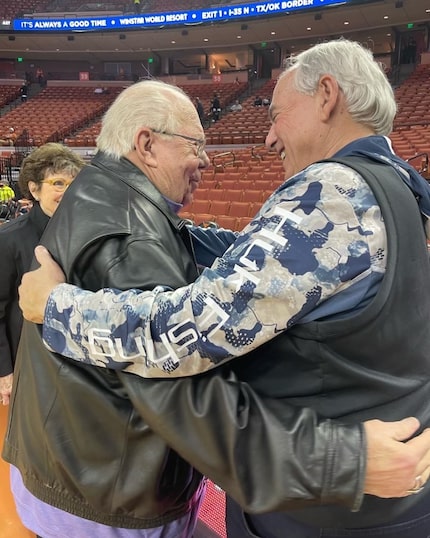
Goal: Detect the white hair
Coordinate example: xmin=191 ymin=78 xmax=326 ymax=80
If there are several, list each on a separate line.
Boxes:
xmin=97 ymin=80 xmax=198 ymax=158
xmin=282 ymin=39 xmax=397 ymax=135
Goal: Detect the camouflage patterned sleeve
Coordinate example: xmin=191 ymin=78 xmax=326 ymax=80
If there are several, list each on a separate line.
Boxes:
xmin=43 ymin=162 xmax=386 ymax=378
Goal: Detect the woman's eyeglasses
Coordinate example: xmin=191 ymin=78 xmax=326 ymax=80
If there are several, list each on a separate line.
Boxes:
xmin=41 ymin=178 xmax=72 ymax=192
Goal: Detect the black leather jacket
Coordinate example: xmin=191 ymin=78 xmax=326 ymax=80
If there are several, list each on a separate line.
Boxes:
xmin=3 ymin=152 xmax=203 ymax=528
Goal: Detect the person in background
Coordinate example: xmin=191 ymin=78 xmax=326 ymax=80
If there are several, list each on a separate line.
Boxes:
xmin=36 ymin=66 xmax=44 ymax=87
xmin=0 ymin=127 xmax=17 ymax=147
xmin=195 ymin=96 xmax=205 ymax=126
xmin=19 ymin=81 xmax=28 ymax=102
xmin=0 ymin=143 xmax=84 ymax=406
xmin=211 ymin=93 xmax=221 ymax=122
xmin=3 ymin=80 xmax=210 ymax=538
xmin=16 ymin=40 xmax=430 ymax=538
xmin=14 ymin=129 xmax=31 ymax=155
xmin=230 ymin=99 xmax=242 ymax=112
xmin=0 ymin=180 xmax=15 ymax=204
xmin=0 ymin=179 xmax=15 ymax=221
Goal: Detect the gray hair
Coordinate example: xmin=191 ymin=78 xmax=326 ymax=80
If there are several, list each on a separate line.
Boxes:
xmin=97 ymin=80 xmax=198 ymax=158
xmin=282 ymin=39 xmax=397 ymax=136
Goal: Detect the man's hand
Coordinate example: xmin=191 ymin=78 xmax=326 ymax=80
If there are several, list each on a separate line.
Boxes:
xmin=364 ymin=417 xmax=430 ymax=498
xmin=0 ymin=373 xmax=13 ymax=405
xmin=18 ymin=245 xmax=66 ymax=323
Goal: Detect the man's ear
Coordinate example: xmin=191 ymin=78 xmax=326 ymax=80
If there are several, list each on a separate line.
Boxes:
xmin=318 ymin=74 xmax=340 ymax=121
xmin=134 ymin=127 xmax=158 ymax=167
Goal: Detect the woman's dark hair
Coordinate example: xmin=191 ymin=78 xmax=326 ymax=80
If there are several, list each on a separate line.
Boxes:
xmin=18 ymin=143 xmax=85 ymax=199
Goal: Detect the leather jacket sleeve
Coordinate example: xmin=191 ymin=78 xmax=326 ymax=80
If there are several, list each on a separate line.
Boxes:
xmin=122 ymin=367 xmax=366 ymax=514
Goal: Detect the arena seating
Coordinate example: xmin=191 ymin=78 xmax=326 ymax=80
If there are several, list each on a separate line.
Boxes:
xmin=0 ymin=85 xmax=21 ymax=108
xmin=180 ymin=146 xmax=284 ymax=230
xmin=62 ymin=82 xmax=248 ymax=146
xmin=0 ymin=0 xmax=50 ymax=20
xmin=0 ymin=64 xmax=428 ymax=227
xmin=181 ymin=82 xmax=249 ymax=125
xmin=390 ymin=64 xmax=430 ymax=168
xmin=394 ymin=64 xmax=430 ymax=129
xmin=0 ymin=86 xmax=122 ymax=147
xmin=5 ymin=66 xmax=427 ymax=160
xmin=205 ymin=79 xmax=275 ymax=144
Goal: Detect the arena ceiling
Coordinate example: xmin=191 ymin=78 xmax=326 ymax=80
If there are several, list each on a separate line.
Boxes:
xmin=0 ymin=0 xmax=429 ymax=63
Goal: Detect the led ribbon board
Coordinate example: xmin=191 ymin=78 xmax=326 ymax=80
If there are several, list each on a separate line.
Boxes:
xmin=13 ymin=0 xmax=350 ymax=32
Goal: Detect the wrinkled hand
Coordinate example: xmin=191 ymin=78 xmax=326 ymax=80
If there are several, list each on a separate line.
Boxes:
xmin=18 ymin=245 xmax=66 ymax=324
xmin=364 ymin=417 xmax=430 ymax=498
xmin=0 ymin=373 xmax=13 ymax=406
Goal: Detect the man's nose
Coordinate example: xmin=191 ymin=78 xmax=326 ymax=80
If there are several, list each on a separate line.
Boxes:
xmin=265 ymin=125 xmax=277 ymax=149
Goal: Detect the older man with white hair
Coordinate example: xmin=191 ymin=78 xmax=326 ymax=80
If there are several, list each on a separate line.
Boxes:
xmin=4 ymin=80 xmax=210 ymax=538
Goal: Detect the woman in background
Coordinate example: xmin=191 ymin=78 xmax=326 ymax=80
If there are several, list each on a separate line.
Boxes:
xmin=0 ymin=143 xmax=85 ymax=405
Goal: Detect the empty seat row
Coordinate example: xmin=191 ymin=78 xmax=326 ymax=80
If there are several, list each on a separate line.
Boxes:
xmin=194 ymin=188 xmax=271 ymax=204
xmin=180 ymin=212 xmax=254 ymax=232
xmin=186 ymin=200 xmax=264 ymax=219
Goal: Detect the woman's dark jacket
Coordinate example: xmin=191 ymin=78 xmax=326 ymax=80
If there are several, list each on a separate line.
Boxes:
xmin=0 ymin=202 xmax=49 ymax=377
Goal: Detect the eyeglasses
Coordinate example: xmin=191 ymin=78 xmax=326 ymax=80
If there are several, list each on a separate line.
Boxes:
xmin=152 ymin=129 xmax=206 ymax=158
xmin=41 ymin=177 xmax=73 ymax=192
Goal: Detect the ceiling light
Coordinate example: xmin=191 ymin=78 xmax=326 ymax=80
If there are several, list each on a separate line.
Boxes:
xmin=306 ymin=27 xmax=311 ymax=31
xmin=344 ymin=21 xmax=349 ymax=25
xmin=271 ymin=31 xmax=276 ymax=35
xmin=171 ymin=40 xmax=176 ymax=44
xmin=237 ymin=35 xmax=242 ymax=38
xmin=204 ymin=38 xmax=208 ymax=41
xmin=383 ymin=15 xmax=389 ymax=19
